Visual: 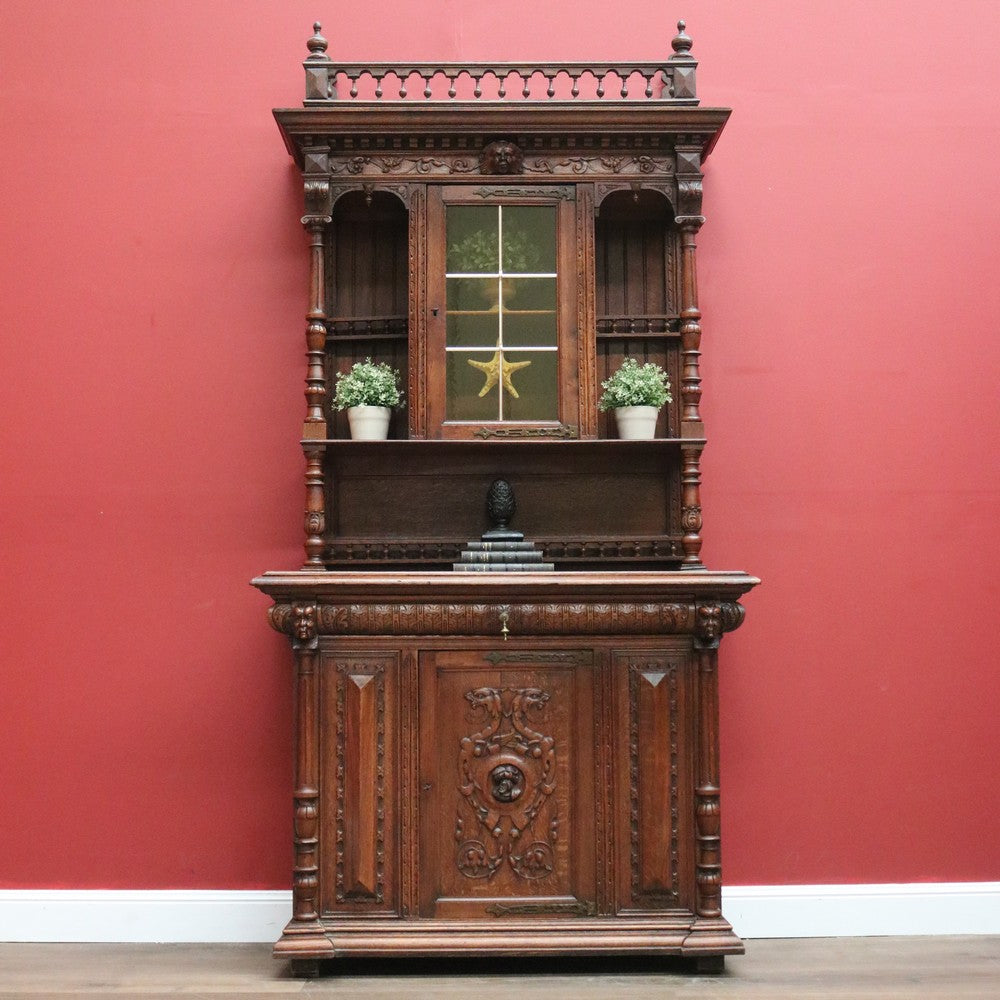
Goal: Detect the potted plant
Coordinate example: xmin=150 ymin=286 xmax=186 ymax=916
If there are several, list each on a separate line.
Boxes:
xmin=332 ymin=359 xmax=404 ymax=440
xmin=597 ymin=358 xmax=672 ymax=440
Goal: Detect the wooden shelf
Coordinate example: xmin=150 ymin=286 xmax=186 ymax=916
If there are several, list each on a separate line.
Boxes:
xmin=303 ymin=436 xmax=704 ymax=447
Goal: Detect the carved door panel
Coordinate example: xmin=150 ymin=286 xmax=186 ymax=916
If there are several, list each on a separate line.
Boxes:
xmin=611 ymin=643 xmax=696 ymax=914
xmin=418 ymin=647 xmax=597 ymax=918
xmin=317 ymin=649 xmax=400 ymax=915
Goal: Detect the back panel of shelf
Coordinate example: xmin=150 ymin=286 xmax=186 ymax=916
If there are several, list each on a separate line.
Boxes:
xmin=324 ymin=190 xmax=410 ymax=439
xmin=595 ymin=190 xmax=681 ymax=440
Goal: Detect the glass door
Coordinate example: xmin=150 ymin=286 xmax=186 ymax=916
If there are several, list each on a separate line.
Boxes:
xmin=426 ymin=188 xmax=579 ymax=438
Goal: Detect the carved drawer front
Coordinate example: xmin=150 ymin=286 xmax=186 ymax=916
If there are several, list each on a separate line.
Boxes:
xmin=318 ymin=651 xmax=400 ymax=915
xmin=418 ymin=648 xmax=597 ymax=919
xmin=613 ymin=645 xmax=695 ymax=913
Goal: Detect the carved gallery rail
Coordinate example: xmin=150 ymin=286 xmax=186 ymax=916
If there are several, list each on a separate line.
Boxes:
xmin=301 ymin=22 xmax=699 ymax=104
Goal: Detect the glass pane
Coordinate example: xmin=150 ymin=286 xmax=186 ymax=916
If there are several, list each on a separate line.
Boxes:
xmin=447 ymin=206 xmax=499 ymax=274
xmin=444 ymin=204 xmax=560 ymax=425
xmin=503 ymin=312 xmax=557 ymax=348
xmin=447 ymin=312 xmax=499 ymax=349
xmin=502 ymin=206 xmax=556 ymax=273
xmin=502 ymin=350 xmax=559 ymax=421
xmin=446 ymin=351 xmax=502 ymax=421
xmin=503 ymin=276 xmax=556 ymax=312
xmin=448 ymin=276 xmax=502 ymax=314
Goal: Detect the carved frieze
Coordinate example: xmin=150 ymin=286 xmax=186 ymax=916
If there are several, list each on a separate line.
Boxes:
xmin=524 ymin=155 xmax=673 ymax=176
xmin=319 ymin=134 xmax=687 ymax=182
xmin=267 ymin=600 xmax=747 ymax=640
xmin=323 ymin=151 xmax=677 ymax=181
xmin=270 ymin=601 xmax=698 ymax=636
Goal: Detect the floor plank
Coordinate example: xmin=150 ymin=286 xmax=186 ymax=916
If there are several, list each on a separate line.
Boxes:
xmin=0 ymin=938 xmax=997 ymax=998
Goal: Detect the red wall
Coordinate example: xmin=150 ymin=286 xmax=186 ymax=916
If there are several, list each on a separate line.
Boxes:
xmin=2 ymin=0 xmax=998 ymax=889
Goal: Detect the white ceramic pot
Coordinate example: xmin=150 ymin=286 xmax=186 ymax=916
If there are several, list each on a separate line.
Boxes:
xmin=347 ymin=405 xmax=391 ymax=441
xmin=614 ymin=405 xmax=658 ymax=440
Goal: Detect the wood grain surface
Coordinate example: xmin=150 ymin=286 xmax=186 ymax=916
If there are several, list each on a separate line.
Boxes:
xmin=0 ymin=938 xmax=997 ymax=997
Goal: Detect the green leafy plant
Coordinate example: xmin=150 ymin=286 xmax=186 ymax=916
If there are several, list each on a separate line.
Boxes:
xmin=597 ymin=358 xmax=672 ymax=411
xmin=332 ymin=359 xmax=404 ymax=410
xmin=448 ymin=228 xmax=541 ymax=274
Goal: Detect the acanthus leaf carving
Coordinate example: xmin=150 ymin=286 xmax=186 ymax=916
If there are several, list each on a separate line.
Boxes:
xmin=293 ymin=602 xmax=696 ymax=636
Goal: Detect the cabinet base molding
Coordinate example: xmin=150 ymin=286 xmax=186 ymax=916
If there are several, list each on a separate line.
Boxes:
xmin=273 ymin=914 xmax=744 ymax=960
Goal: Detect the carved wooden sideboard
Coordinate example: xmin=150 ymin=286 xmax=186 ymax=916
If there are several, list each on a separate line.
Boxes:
xmin=255 ymin=21 xmax=757 ymax=976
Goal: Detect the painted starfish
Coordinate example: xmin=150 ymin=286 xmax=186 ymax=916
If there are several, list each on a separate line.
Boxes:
xmin=468 ymin=349 xmax=532 ymax=399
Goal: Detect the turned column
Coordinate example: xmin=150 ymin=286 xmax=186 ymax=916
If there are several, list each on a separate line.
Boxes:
xmin=676 ymin=211 xmax=706 ymax=568
xmin=290 ymin=604 xmax=322 ymax=927
xmin=692 ymin=603 xmax=723 ymax=918
xmin=300 ymin=176 xmax=332 ymax=567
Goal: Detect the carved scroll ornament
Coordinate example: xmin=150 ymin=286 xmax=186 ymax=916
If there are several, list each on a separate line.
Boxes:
xmin=455 ymin=686 xmax=557 ymax=881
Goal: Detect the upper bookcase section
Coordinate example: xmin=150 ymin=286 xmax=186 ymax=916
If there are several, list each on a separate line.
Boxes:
xmin=274 ymin=21 xmax=730 ymax=169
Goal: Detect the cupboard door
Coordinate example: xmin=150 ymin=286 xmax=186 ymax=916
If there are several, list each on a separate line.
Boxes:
xmin=318 ymin=650 xmax=400 ymax=915
xmin=425 ymin=186 xmax=581 ymax=438
xmin=418 ymin=647 xmax=597 ymax=918
xmin=612 ymin=644 xmax=695 ymax=913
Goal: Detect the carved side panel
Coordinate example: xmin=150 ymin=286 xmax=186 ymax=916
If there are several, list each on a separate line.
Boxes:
xmin=613 ymin=646 xmax=692 ymax=912
xmin=318 ymin=650 xmax=400 ymax=914
xmin=418 ymin=648 xmax=597 ymax=919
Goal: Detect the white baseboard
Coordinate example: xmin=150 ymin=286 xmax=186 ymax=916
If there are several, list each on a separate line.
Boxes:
xmin=724 ymin=882 xmax=1000 ymax=939
xmin=0 ymin=890 xmax=291 ymax=944
xmin=1 ymin=884 xmax=998 ymax=943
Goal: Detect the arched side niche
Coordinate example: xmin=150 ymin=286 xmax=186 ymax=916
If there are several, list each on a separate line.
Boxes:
xmin=324 ymin=189 xmax=410 ymax=439
xmin=594 ymin=188 xmax=680 ymax=440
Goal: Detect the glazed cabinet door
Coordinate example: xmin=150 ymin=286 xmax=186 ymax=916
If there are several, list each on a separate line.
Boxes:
xmin=424 ymin=186 xmax=581 ymax=438
xmin=418 ymin=646 xmax=597 ymax=918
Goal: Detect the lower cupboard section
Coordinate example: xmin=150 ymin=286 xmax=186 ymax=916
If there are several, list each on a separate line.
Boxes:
xmin=315 ymin=639 xmax=703 ymax=924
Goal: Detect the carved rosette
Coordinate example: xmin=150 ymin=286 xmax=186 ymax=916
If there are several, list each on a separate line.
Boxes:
xmin=456 ymin=687 xmax=557 ymax=881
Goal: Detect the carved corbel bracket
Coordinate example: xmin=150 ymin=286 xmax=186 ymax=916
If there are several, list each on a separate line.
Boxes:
xmin=693 ymin=602 xmax=745 ymax=649
xmin=674 ymin=144 xmax=704 ymax=219
xmin=302 ymin=149 xmax=333 ymax=220
xmin=287 ymin=603 xmax=320 ymax=650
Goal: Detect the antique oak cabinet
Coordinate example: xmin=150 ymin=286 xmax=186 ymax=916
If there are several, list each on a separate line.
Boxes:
xmin=254 ymin=21 xmax=758 ymax=976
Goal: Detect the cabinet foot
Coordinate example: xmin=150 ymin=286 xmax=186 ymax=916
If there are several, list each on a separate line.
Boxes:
xmin=693 ymin=954 xmax=725 ymax=974
xmin=290 ymin=958 xmax=322 ymax=978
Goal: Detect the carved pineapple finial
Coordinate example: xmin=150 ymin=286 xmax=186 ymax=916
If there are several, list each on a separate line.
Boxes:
xmin=486 ymin=479 xmax=516 ymax=532
xmin=306 ymin=21 xmax=329 ymax=60
xmin=671 ymin=19 xmax=693 ymax=56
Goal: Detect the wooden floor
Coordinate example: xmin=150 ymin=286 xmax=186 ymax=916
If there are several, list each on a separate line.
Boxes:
xmin=0 ymin=938 xmax=997 ymax=998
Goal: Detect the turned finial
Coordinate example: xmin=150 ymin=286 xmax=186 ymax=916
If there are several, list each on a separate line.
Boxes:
xmin=671 ymin=19 xmax=693 ymax=56
xmin=306 ymin=21 xmax=329 ymax=59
